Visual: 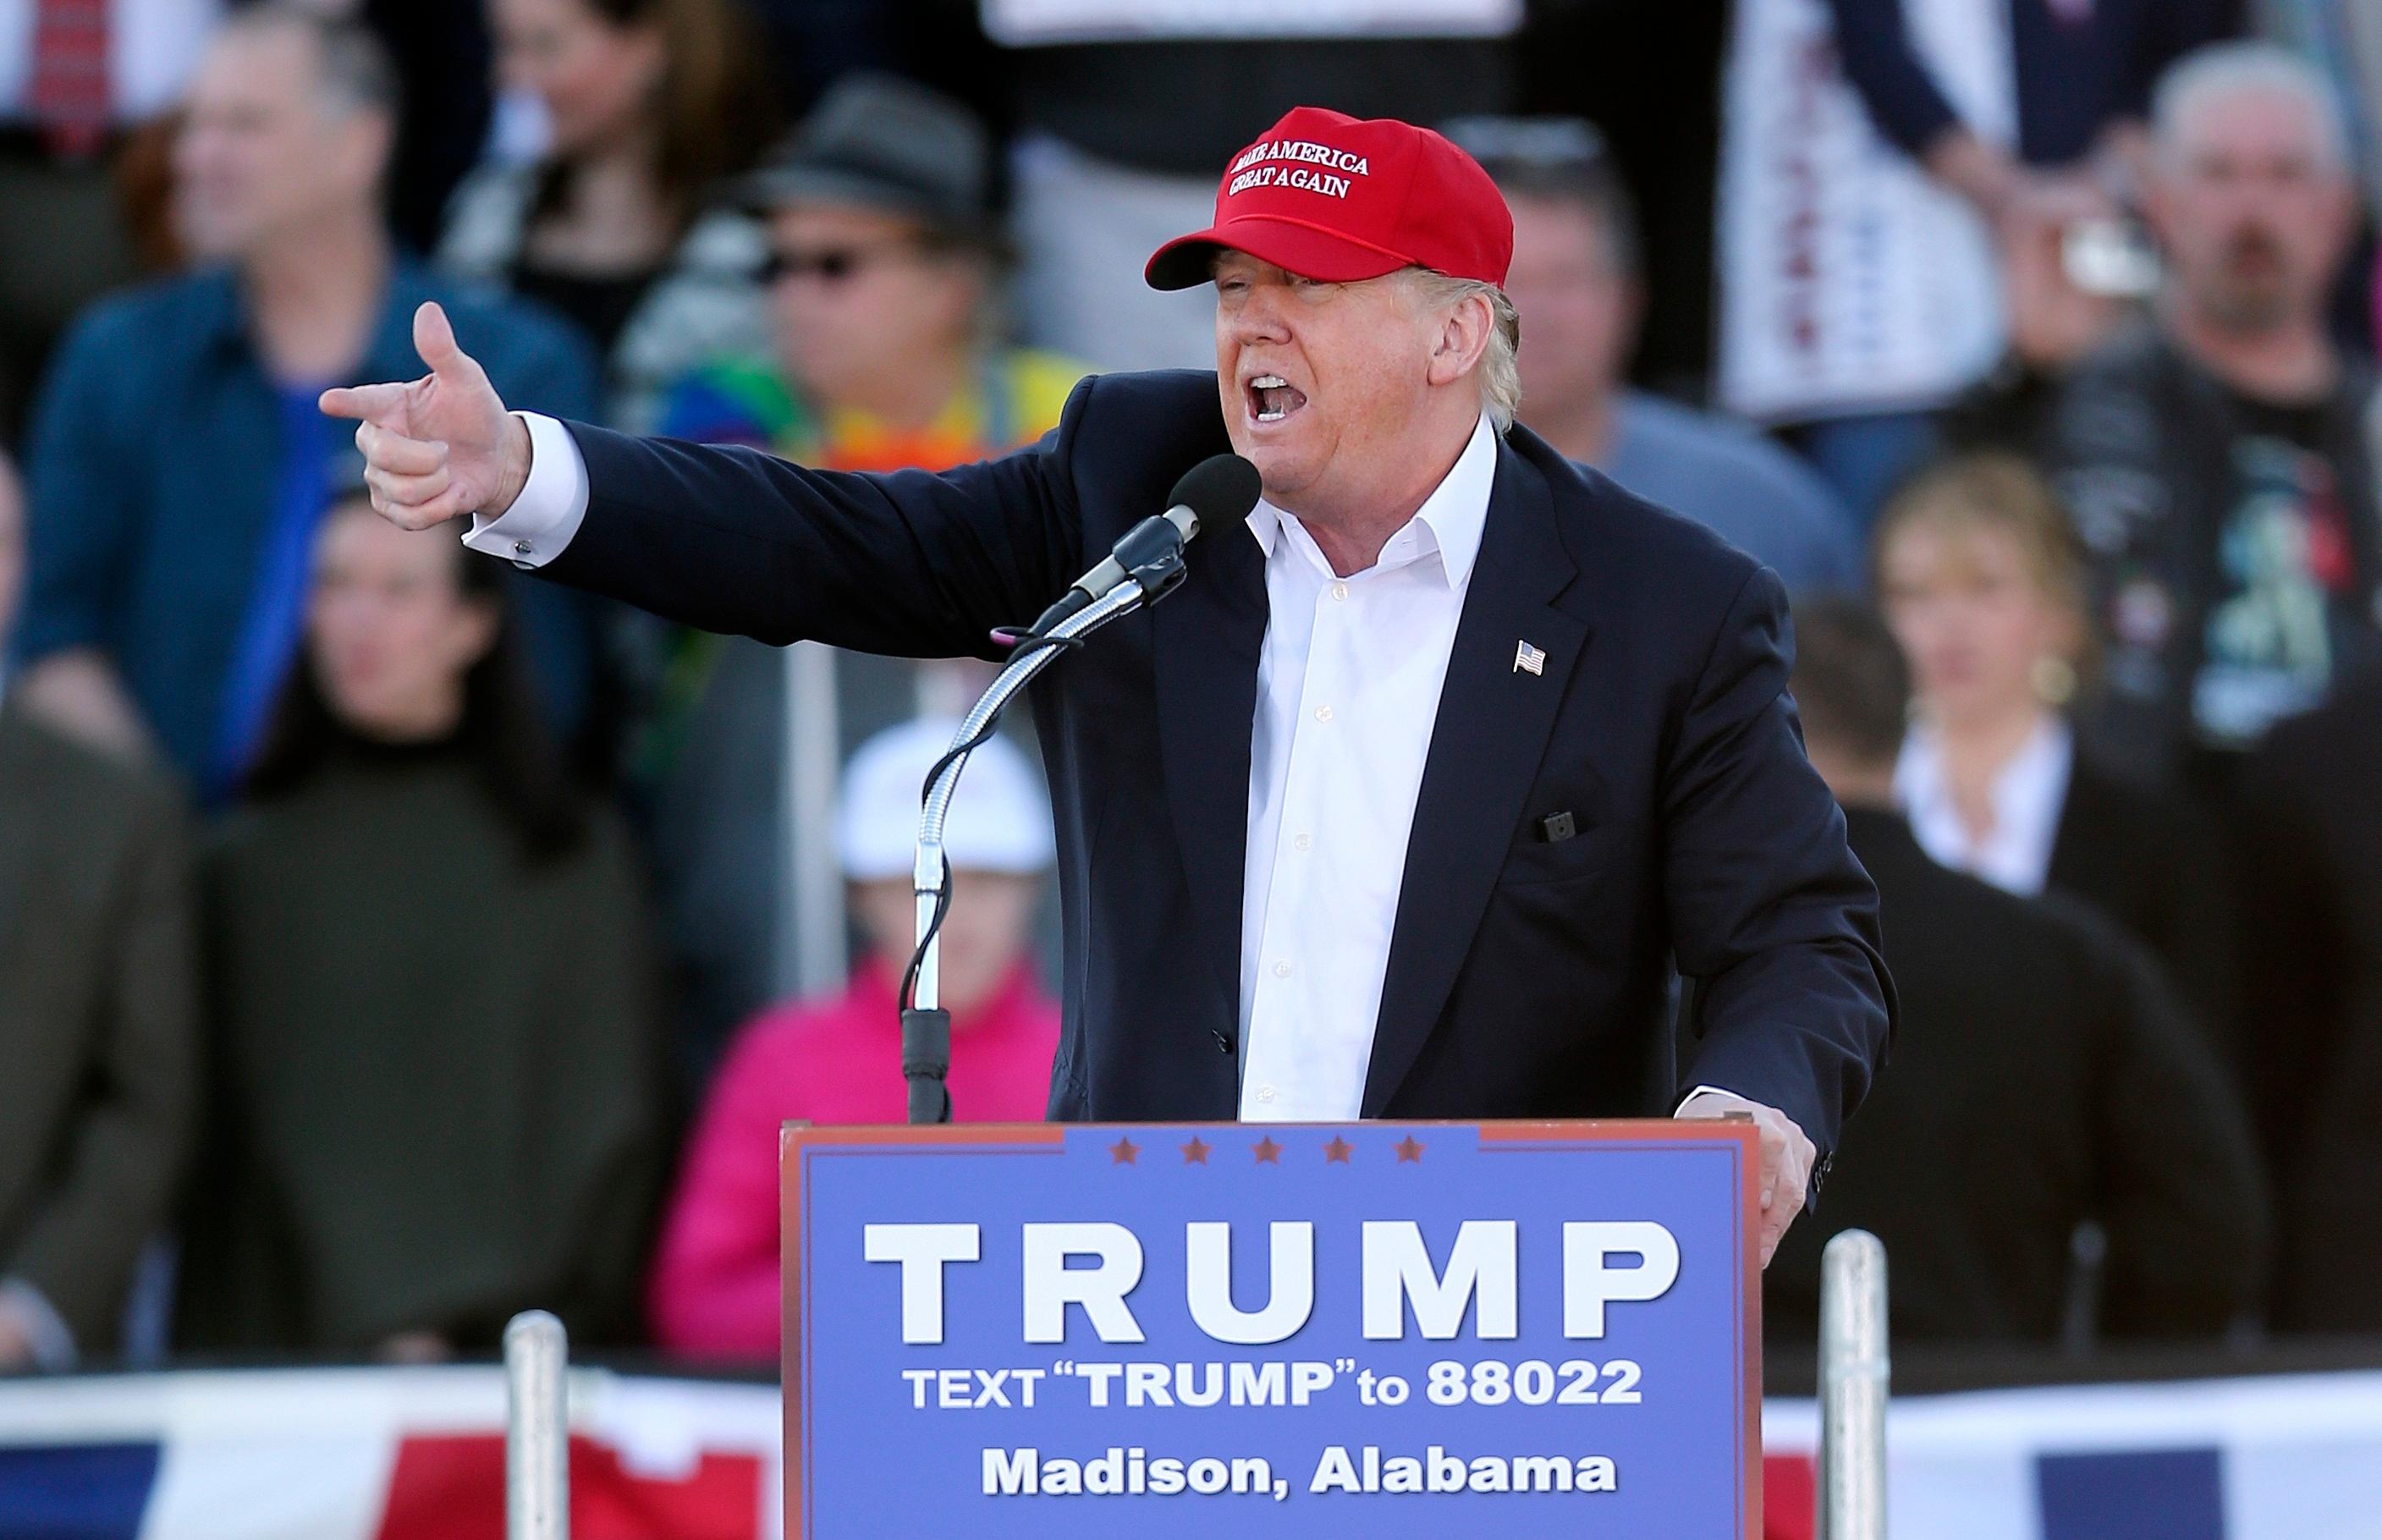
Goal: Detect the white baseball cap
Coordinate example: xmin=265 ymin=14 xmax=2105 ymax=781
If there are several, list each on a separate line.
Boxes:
xmin=836 ymin=717 xmax=1056 ymax=882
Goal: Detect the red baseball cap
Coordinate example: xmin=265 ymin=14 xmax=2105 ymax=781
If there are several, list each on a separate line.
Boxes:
xmin=1145 ymin=106 xmax=1513 ymax=292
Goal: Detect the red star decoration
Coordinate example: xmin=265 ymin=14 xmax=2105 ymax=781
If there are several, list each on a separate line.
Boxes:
xmin=1394 ymin=1135 xmax=1425 ymax=1163
xmin=1323 ymin=1136 xmax=1353 ymax=1163
xmin=1180 ymin=1137 xmax=1210 ymax=1164
xmin=1252 ymin=1136 xmax=1283 ymax=1164
xmin=1109 ymin=1137 xmax=1139 ymax=1164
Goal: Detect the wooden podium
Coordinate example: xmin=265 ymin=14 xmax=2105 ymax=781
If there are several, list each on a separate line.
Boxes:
xmin=781 ymin=1119 xmax=1761 ymax=1537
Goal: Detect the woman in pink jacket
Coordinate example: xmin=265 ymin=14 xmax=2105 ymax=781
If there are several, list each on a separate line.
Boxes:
xmin=646 ymin=718 xmax=1059 ymax=1360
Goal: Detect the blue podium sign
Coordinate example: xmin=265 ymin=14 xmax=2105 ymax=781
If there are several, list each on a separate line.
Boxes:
xmin=782 ymin=1120 xmax=1760 ymax=1537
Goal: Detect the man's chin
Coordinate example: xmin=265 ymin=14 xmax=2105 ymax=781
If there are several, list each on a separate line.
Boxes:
xmin=2202 ymin=284 xmax=2297 ymax=333
xmin=1238 ymin=443 xmax=1307 ymax=504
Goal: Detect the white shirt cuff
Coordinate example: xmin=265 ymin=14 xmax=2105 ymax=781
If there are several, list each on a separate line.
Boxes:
xmin=464 ymin=412 xmax=590 ymax=569
xmin=1674 ymin=1085 xmax=1741 ymax=1116
xmin=0 ymin=1276 xmax=78 ymax=1371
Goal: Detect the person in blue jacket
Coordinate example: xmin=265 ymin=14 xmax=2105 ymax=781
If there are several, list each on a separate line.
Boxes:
xmin=12 ymin=7 xmax=603 ymax=799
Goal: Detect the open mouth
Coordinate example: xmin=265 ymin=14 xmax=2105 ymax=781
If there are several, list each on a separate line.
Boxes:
xmin=1245 ymin=374 xmax=1309 ymax=425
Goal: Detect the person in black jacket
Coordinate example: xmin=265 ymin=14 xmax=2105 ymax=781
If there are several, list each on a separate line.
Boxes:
xmin=2235 ymin=671 xmax=2382 ymax=1334
xmin=1771 ymin=598 xmax=2268 ymax=1343
xmin=331 ymin=108 xmax=1894 ymax=1267
xmin=2044 ymin=46 xmax=2380 ymax=800
xmin=178 ymin=492 xmax=665 ymax=1356
xmin=1876 ymin=454 xmax=2242 ymax=1053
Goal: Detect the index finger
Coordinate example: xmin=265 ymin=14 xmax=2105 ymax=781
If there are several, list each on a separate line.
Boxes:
xmin=320 ymin=382 xmax=408 ymax=425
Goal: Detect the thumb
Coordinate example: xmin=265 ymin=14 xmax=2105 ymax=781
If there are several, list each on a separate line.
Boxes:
xmin=413 ymin=300 xmax=474 ymax=378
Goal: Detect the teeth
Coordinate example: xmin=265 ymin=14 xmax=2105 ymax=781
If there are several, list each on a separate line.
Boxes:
xmin=1252 ymin=375 xmax=1287 ymax=389
xmin=1257 ymin=410 xmax=1285 ymax=422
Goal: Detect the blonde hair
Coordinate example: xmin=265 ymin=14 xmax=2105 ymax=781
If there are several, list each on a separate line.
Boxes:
xmin=1873 ymin=453 xmax=2097 ymax=685
xmin=1398 ymin=268 xmax=1522 ymax=432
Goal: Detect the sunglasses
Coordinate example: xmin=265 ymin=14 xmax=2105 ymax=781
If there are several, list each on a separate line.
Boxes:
xmin=761 ymin=241 xmax=920 ymax=285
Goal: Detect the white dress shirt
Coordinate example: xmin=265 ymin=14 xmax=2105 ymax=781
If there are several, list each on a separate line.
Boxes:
xmin=1234 ymin=413 xmax=1495 ymax=1119
xmin=1894 ymin=714 xmax=2074 ymax=896
xmin=465 ymin=413 xmax=591 ymax=569
xmin=477 ymin=412 xmax=1743 ymax=1125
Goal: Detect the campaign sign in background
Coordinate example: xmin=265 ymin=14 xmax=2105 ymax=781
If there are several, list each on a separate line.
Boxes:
xmin=782 ymin=1120 xmax=1758 ymax=1538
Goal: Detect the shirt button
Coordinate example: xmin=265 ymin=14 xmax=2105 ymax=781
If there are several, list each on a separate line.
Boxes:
xmin=1273 ymin=960 xmax=1292 ymax=978
xmin=1293 ymin=833 xmax=1312 ymax=852
xmin=1313 ymin=705 xmax=1333 ymax=723
xmin=1331 ymin=582 xmax=1349 ymax=602
xmin=1257 ymin=1084 xmax=1278 ymax=1103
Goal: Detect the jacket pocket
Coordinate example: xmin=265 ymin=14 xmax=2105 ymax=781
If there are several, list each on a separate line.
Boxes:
xmin=1493 ymin=818 xmax=1636 ymax=889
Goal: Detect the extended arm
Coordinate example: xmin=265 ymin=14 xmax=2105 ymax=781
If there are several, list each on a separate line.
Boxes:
xmin=1825 ymin=0 xmax=1964 ymax=161
xmin=325 ymin=301 xmax=1087 ymax=660
xmin=527 ymin=413 xmax=1084 ymax=659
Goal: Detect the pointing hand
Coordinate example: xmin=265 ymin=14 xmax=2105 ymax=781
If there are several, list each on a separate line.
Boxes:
xmin=320 ymin=300 xmax=531 ymax=529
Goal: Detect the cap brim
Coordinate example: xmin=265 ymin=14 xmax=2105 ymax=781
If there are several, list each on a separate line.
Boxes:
xmin=739 ymin=163 xmax=993 ymax=239
xmin=1144 ymin=214 xmax=1414 ymax=291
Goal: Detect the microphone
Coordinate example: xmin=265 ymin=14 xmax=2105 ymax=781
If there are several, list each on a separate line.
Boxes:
xmin=1026 ymin=453 xmax=1262 ymax=636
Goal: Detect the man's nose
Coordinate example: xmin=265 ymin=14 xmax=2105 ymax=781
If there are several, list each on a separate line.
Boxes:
xmin=1229 ymin=289 xmax=1294 ymax=344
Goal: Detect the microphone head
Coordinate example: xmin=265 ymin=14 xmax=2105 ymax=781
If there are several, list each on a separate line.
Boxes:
xmin=1166 ymin=454 xmax=1263 ymax=536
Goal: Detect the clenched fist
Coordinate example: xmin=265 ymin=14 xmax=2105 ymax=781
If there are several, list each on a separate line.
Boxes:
xmin=320 ymin=301 xmax=531 ymax=530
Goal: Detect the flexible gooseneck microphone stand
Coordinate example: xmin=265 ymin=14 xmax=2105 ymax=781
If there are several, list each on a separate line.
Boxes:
xmin=899 ymin=583 xmax=1155 ymax=1125
xmin=897 ymin=452 xmax=1258 ymax=1123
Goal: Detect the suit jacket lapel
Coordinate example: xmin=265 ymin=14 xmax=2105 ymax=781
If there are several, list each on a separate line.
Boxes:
xmin=1362 ymin=442 xmax=1587 ymax=1115
xmin=1153 ymin=517 xmax=1269 ymax=1021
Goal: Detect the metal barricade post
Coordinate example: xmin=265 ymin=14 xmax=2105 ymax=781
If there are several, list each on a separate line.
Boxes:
xmin=1818 ymin=1229 xmax=1890 ymax=1540
xmin=503 ymin=1309 xmax=569 ymax=1540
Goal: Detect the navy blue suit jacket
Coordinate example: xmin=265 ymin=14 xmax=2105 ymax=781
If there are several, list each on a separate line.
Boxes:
xmin=542 ymin=371 xmax=1895 ymax=1156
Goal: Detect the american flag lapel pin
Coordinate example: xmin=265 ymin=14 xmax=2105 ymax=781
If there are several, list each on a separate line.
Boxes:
xmin=1514 ymin=640 xmax=1546 ymax=676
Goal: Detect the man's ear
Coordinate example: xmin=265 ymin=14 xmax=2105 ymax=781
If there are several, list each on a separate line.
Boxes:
xmin=1427 ymin=293 xmax=1494 ymax=388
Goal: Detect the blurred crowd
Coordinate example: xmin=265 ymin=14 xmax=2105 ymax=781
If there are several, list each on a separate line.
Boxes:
xmin=3 ymin=0 xmax=2379 ymax=1373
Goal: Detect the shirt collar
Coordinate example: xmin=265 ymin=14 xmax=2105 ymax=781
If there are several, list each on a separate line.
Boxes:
xmin=1893 ymin=714 xmax=2075 ymax=892
xmin=187 ymin=265 xmax=249 ymax=355
xmin=1244 ymin=412 xmax=1499 ymax=588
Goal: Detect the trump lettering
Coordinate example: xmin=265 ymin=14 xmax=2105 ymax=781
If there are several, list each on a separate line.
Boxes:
xmin=860 ymin=1218 xmax=1681 ymax=1345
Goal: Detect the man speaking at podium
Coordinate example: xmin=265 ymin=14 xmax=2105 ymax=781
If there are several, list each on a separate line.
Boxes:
xmin=328 ymin=108 xmax=1892 ymax=1265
